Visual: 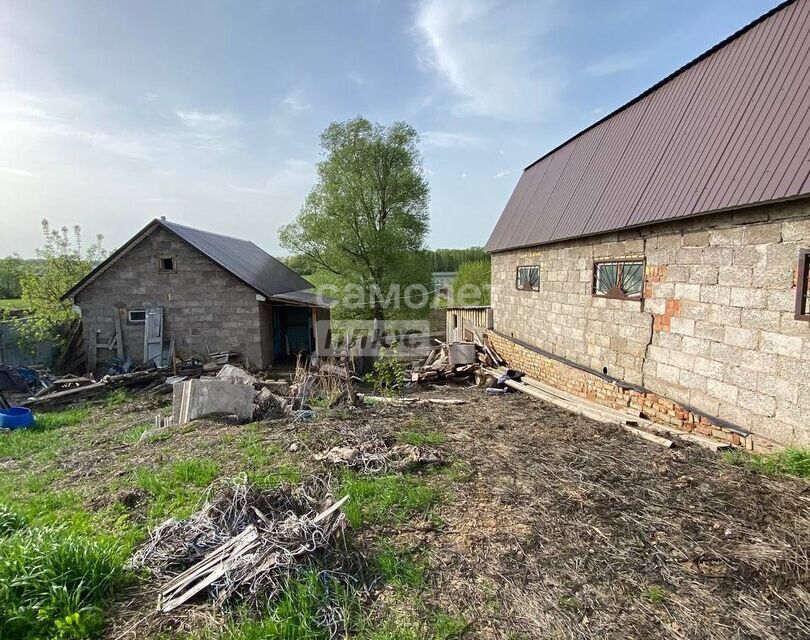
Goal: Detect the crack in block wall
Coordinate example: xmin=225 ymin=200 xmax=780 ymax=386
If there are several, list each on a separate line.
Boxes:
xmin=490 ymin=199 xmax=810 ymax=446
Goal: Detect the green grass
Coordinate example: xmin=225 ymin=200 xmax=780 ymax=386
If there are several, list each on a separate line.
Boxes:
xmin=645 ymin=585 xmax=667 ymax=605
xmin=0 ymin=523 xmax=130 ymax=640
xmin=136 ymin=458 xmax=221 ymax=521
xmin=0 ymin=298 xmax=24 ymax=310
xmin=374 ymin=544 xmax=426 ymax=591
xmin=0 ymin=407 xmax=90 ymax=463
xmin=0 ymin=504 xmax=26 ymax=536
xmin=103 ymin=389 xmax=132 ymax=408
xmin=35 ymin=406 xmax=90 ymax=431
xmin=194 ymin=570 xmax=361 ymax=640
xmin=338 ymin=472 xmax=441 ymax=528
xmin=395 ymin=418 xmax=447 ymax=447
xmin=724 ymin=447 xmax=810 ymax=479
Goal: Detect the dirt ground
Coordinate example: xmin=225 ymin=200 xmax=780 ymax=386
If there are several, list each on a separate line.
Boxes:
xmin=8 ymin=384 xmax=810 ymax=639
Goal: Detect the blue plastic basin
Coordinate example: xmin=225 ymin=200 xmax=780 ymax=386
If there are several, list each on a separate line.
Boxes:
xmin=0 ymin=407 xmax=34 ymax=429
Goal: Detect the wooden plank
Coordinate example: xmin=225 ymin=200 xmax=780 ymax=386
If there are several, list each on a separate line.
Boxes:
xmin=113 ymin=308 xmax=125 ymax=359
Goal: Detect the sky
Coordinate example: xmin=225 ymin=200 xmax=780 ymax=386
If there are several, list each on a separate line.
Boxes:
xmin=0 ymin=0 xmax=778 ymax=258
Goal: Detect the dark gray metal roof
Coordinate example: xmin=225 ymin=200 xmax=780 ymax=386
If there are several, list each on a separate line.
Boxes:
xmin=269 ymin=289 xmax=335 ymax=308
xmin=161 ymin=220 xmax=313 ymax=297
xmin=64 ymin=219 xmax=314 ymax=301
xmin=486 ymin=0 xmax=810 ymax=253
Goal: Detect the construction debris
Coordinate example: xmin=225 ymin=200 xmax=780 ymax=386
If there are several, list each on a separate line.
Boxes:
xmin=358 ymin=394 xmax=465 ymax=406
xmin=485 ymin=365 xmax=728 ymax=451
xmin=216 ymin=364 xmax=257 ymax=386
xmin=253 ymin=387 xmax=290 ymax=420
xmin=130 ymin=478 xmax=350 ymax=624
xmin=409 ymin=337 xmax=504 ymax=384
xmin=171 ymin=379 xmax=258 ymax=425
xmin=315 ymin=437 xmax=444 ymax=474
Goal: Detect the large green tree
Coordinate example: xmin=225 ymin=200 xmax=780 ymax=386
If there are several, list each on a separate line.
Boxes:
xmin=279 ymin=117 xmax=431 ymax=321
xmin=15 ymin=220 xmax=106 ymax=350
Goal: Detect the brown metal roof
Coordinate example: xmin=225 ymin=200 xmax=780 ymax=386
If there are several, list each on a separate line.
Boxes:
xmin=486 ymin=0 xmax=810 ymax=253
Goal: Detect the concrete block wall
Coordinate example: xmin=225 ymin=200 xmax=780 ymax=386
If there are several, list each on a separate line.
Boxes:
xmin=491 ymin=199 xmax=810 ymax=446
xmin=75 ymin=227 xmax=266 ymax=369
xmin=487 ymin=331 xmax=774 ymax=452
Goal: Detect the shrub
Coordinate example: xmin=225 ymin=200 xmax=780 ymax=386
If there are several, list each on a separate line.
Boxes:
xmin=364 ymin=345 xmax=406 ymax=395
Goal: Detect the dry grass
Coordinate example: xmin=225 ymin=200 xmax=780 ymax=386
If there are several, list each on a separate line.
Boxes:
xmin=0 ymin=385 xmax=807 ymax=639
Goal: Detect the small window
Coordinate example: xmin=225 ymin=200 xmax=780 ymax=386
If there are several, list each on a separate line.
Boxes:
xmin=159 ymin=256 xmax=175 ymax=272
xmin=516 ymin=265 xmax=540 ymax=291
xmin=593 ymin=259 xmax=644 ymax=300
xmin=128 ymin=309 xmax=146 ymax=324
xmin=795 ymin=249 xmax=810 ymax=321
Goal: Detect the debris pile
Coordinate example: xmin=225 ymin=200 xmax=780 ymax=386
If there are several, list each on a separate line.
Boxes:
xmin=290 ymin=357 xmax=358 ymax=409
xmin=130 ymin=478 xmax=350 ymax=618
xmin=409 ymin=338 xmax=505 ymax=384
xmin=24 ymin=366 xmax=203 ymax=409
xmin=315 ymin=437 xmax=443 ymax=474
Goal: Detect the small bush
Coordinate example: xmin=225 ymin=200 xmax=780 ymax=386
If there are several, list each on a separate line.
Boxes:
xmin=364 ymin=345 xmax=406 ymax=395
xmin=0 ymin=526 xmax=128 ymax=640
xmin=724 ymin=447 xmax=810 ymax=479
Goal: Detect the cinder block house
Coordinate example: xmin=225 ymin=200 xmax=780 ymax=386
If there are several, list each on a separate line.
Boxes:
xmin=64 ymin=218 xmax=331 ymax=371
xmin=486 ymin=0 xmax=810 ymax=448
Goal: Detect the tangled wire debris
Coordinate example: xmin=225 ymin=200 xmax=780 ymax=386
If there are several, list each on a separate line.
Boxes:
xmin=315 ymin=436 xmax=443 ymax=474
xmin=130 ymin=477 xmax=356 ymax=637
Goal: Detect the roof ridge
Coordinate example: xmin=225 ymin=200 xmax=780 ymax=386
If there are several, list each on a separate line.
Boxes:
xmin=523 ymin=0 xmax=798 ymax=172
xmin=159 ymin=219 xmax=252 ymax=244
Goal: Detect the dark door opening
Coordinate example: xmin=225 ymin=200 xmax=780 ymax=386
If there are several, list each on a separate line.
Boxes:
xmin=272 ymin=305 xmax=313 ymax=362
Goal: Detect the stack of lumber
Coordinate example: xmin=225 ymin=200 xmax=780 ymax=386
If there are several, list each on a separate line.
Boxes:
xmin=25 ymin=365 xmax=204 ymax=409
xmin=485 ymin=366 xmax=729 ymax=451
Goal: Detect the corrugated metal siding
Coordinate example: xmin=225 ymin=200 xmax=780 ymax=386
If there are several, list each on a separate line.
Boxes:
xmin=486 ymin=0 xmax=810 ymax=253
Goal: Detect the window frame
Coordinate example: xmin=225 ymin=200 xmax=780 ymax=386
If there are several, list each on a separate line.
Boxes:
xmin=127 ymin=309 xmax=146 ymax=324
xmin=515 ymin=265 xmax=541 ymax=292
xmin=158 ymin=255 xmax=176 ymax=272
xmin=592 ymin=258 xmax=645 ymax=301
xmin=795 ymin=249 xmax=810 ymax=321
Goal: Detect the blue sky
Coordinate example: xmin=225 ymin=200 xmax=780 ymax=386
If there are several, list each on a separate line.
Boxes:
xmin=0 ymin=0 xmax=777 ymax=258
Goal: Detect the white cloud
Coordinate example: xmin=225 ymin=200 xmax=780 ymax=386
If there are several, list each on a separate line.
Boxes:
xmin=421 ymin=130 xmax=480 ymax=148
xmin=460 ymin=172 xmax=467 ymax=178
xmin=348 ymin=71 xmax=365 ymax=86
xmin=586 ymin=54 xmax=642 ymax=76
xmin=176 ymin=110 xmax=240 ymax=129
xmin=414 ymin=0 xmax=565 ymax=120
xmin=176 ymin=109 xmax=241 ymax=153
xmin=280 ymin=90 xmax=312 ymax=112
xmin=0 ymin=166 xmax=34 ymax=177
xmin=494 ymin=169 xmax=511 ymax=179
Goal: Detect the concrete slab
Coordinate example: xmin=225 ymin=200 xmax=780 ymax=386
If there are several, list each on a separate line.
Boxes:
xmin=216 ymin=364 xmax=257 ymax=386
xmin=172 ymin=379 xmax=257 ymax=425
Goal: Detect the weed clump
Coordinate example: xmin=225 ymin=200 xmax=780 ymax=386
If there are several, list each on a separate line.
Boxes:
xmin=724 ymin=447 xmax=810 ymax=479
xmin=0 ymin=525 xmax=129 ymax=640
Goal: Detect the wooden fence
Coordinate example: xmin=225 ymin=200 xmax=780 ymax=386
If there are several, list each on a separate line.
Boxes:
xmin=445 ymin=306 xmax=493 ymax=343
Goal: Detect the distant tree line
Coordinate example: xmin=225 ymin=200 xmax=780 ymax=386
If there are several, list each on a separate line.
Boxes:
xmin=429 ymin=247 xmax=489 ymax=272
xmin=285 ymin=247 xmax=490 ymax=278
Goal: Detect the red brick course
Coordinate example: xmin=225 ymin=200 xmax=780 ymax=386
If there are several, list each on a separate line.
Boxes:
xmin=487 ymin=331 xmax=778 ymax=452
